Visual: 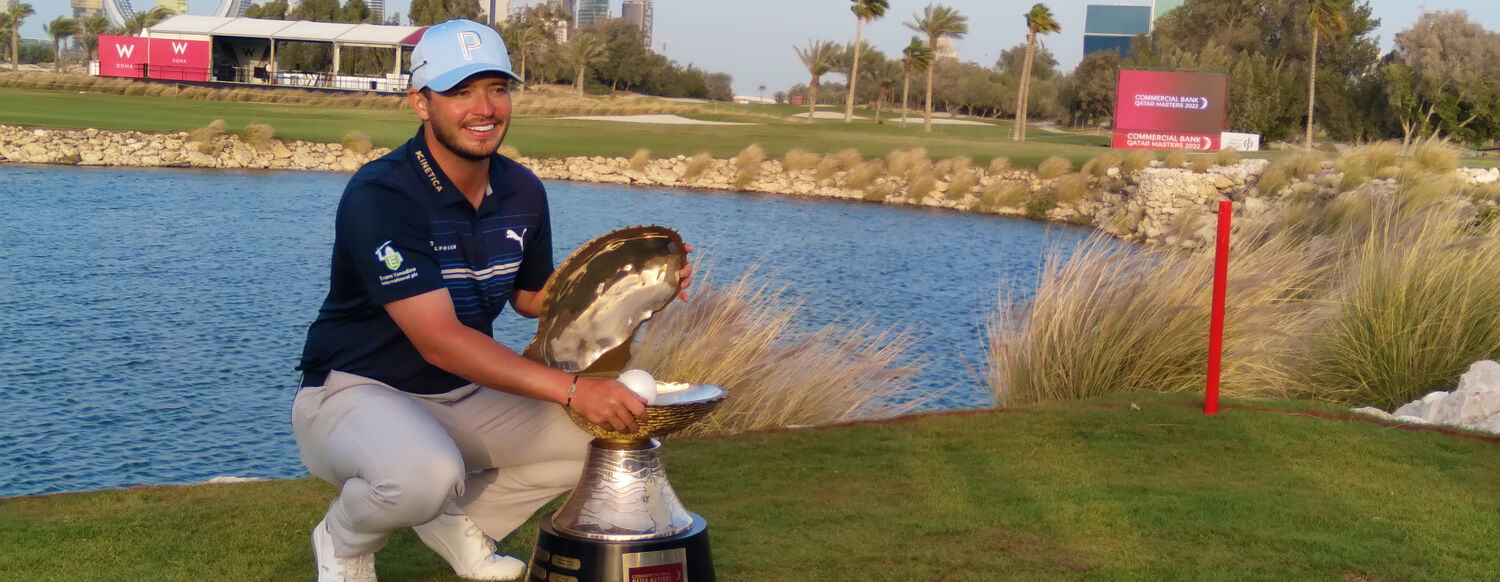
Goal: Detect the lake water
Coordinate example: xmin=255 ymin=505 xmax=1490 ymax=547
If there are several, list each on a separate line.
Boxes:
xmin=0 ymin=164 xmax=1102 ymax=497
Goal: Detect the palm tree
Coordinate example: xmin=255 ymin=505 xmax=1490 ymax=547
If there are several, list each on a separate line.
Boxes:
xmin=1305 ymin=0 xmax=1348 ymax=148
xmin=872 ymin=59 xmax=902 ymax=125
xmin=498 ymin=22 xmax=545 ymax=91
xmin=0 ymin=14 xmax=13 ymax=65
xmin=844 ymin=0 xmax=888 ymax=123
xmin=43 ymin=16 xmax=77 ymax=73
xmin=80 ymin=12 xmax=108 ymax=61
xmin=564 ymin=32 xmax=606 ymax=97
xmin=123 ymin=6 xmax=175 ymax=37
xmin=8 ymin=2 xmax=35 ymax=72
xmin=794 ymin=39 xmax=840 ymax=123
xmin=905 ymin=4 xmax=967 ymax=132
xmin=900 ymin=37 xmax=932 ymax=128
xmin=1014 ymin=3 xmax=1061 ymax=142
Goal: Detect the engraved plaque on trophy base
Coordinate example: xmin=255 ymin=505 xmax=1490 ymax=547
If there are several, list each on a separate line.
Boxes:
xmin=529 ymin=514 xmax=713 ymax=582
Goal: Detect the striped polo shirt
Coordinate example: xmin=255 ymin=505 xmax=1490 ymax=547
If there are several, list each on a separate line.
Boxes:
xmin=298 ymin=126 xmax=553 ymax=394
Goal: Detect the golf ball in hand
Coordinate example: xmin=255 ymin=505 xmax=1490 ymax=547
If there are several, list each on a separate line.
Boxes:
xmin=618 ymin=369 xmax=658 ymax=404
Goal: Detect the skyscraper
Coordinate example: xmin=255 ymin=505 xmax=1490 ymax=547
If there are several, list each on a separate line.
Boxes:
xmin=71 ymin=0 xmax=104 ymax=19
xmin=621 ymin=0 xmax=650 ymax=49
xmin=575 ymin=0 xmax=607 ymax=28
xmin=485 ymin=0 xmax=511 ymax=26
xmin=366 ymin=0 xmax=385 ymax=22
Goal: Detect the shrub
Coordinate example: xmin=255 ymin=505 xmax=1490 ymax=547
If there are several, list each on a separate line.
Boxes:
xmin=187 ymin=119 xmax=227 ymax=146
xmin=1284 ymin=151 xmax=1325 ymax=180
xmin=1163 ymin=150 xmax=1189 ymax=168
xmin=946 ymin=169 xmax=981 ymax=201
xmin=628 ymin=149 xmax=651 ymax=172
xmin=1338 ymin=164 xmax=1370 ymax=193
xmin=987 ymin=157 xmax=1012 ymax=176
xmin=864 ymin=181 xmax=895 ymax=203
xmin=341 ymin=131 xmax=373 ymax=156
xmin=683 ymin=152 xmax=714 ymax=180
xmin=497 ymin=144 xmax=522 ymax=159
xmin=1337 ymin=141 xmax=1402 ymax=177
xmin=629 ymin=267 xmax=927 ymax=435
xmin=1167 ymin=205 xmax=1206 ymax=240
xmin=1190 ymin=155 xmax=1215 ymax=173
xmin=1214 ymin=149 xmax=1241 ymax=167
xmin=935 ymin=156 xmax=973 ymax=177
xmin=1081 ymin=152 xmax=1123 ymax=177
xmin=1037 ymin=156 xmax=1073 ymax=180
xmin=783 ymin=149 xmax=821 ymax=172
xmin=240 ymin=123 xmax=275 ymax=151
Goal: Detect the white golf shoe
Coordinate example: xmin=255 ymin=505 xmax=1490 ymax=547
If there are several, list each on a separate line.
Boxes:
xmin=413 ymin=511 xmax=526 ymax=581
xmin=312 ymin=518 xmax=377 ymax=582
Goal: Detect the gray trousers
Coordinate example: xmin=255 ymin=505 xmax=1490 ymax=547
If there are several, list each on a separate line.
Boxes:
xmin=291 ymin=371 xmax=592 ymax=556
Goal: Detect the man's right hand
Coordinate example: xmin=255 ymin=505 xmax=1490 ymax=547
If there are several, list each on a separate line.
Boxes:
xmin=569 ymin=377 xmax=647 ymax=433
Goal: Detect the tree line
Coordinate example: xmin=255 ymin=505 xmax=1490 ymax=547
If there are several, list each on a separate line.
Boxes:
xmin=796 ymin=0 xmax=1500 ymax=147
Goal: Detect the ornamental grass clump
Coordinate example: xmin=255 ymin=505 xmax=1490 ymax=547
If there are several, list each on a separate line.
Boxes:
xmin=1050 ymin=173 xmax=1092 ymax=205
xmin=240 ymin=123 xmax=275 ymax=151
xmin=844 ymin=160 xmax=885 ymax=191
xmin=1190 ymin=154 xmax=1215 ymax=174
xmin=945 ymin=169 xmax=982 ymax=202
xmin=682 ymin=152 xmax=714 ymax=181
xmin=1123 ymin=150 xmax=1155 ymax=173
xmin=783 ymin=149 xmax=821 ymax=172
xmin=830 ymin=148 xmax=864 ymax=172
xmin=731 ymin=144 xmax=767 ymax=189
xmin=1081 ymin=152 xmax=1124 ymax=177
xmin=887 ymin=147 xmax=929 ymax=180
xmin=497 ymin=145 xmax=522 ymax=159
xmin=628 ymin=149 xmax=651 ymax=172
xmin=341 ymin=131 xmax=373 ymax=156
xmin=629 ymin=267 xmax=928 ymax=435
xmin=813 ymin=156 xmax=842 ymax=183
xmin=1163 ymin=150 xmax=1189 ymax=168
xmin=935 ymin=156 xmax=973 ymax=177
xmin=1037 ymin=157 xmax=1073 ymax=180
xmin=1215 ymin=149 xmax=1241 ymax=167
xmin=987 ymin=157 xmax=1012 ymax=176
xmin=1408 ymin=136 xmax=1460 ymax=175
xmin=979 ymin=181 xmax=1028 ymax=212
xmin=188 ymin=119 xmax=228 ymax=155
xmin=906 ymin=169 xmax=937 ymax=203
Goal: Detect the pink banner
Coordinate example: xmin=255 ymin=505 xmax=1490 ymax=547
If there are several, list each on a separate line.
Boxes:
xmin=97 ymin=35 xmax=147 ymax=78
xmin=1111 ymin=129 xmax=1220 ymax=151
xmin=148 ymin=38 xmax=211 ymax=82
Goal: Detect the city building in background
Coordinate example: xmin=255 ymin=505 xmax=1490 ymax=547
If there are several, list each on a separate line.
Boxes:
xmin=621 ymin=0 xmax=651 ymax=49
xmin=484 ymin=0 xmax=510 ymax=26
xmin=157 ymin=0 xmax=188 ymax=14
xmin=71 ymin=0 xmax=104 ymax=19
xmin=366 ymin=0 xmax=384 ymax=22
xmin=934 ymin=37 xmax=957 ymax=61
xmin=1082 ymin=3 xmax=1152 ymax=58
xmin=574 ymin=0 xmax=607 ymax=28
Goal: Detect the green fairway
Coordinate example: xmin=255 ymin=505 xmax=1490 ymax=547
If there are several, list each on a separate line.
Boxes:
xmin=0 ymin=86 xmax=1110 ymax=168
xmin=3 ymin=392 xmax=1497 ymax=581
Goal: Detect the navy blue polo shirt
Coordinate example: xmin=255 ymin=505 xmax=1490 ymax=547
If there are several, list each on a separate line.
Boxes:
xmin=298 ymin=126 xmax=554 ymax=394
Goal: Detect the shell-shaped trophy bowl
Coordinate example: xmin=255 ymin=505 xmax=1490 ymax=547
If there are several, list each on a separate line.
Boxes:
xmin=523 ymin=226 xmax=686 ymax=376
xmin=566 ymin=381 xmax=726 ymax=445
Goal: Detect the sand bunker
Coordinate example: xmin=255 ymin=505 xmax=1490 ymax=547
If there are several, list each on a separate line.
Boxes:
xmin=558 ymin=114 xmax=754 ymax=126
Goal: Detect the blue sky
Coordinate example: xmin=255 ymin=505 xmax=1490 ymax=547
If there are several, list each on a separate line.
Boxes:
xmin=19 ymin=0 xmax=1500 ymax=95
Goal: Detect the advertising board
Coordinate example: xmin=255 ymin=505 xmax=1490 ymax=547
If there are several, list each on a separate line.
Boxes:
xmin=148 ymin=38 xmax=211 ymax=82
xmin=1113 ymin=69 xmax=1228 ymax=151
xmin=97 ymin=35 xmax=147 ymax=79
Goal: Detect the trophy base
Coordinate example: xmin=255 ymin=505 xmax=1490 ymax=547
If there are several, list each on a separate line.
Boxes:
xmin=528 ymin=512 xmax=714 ymax=582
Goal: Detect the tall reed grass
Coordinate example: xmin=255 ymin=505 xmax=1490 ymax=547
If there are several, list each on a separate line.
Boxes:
xmin=629 ymin=267 xmax=928 ymax=435
xmin=628 ymin=149 xmax=651 ymax=172
xmin=683 ymin=152 xmax=714 ymax=181
xmin=1037 ymin=157 xmax=1073 ymax=180
xmin=987 ymin=173 xmax=1500 ymax=409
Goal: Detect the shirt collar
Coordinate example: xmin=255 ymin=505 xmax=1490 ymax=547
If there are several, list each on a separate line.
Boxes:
xmin=405 ymin=125 xmax=516 ymax=214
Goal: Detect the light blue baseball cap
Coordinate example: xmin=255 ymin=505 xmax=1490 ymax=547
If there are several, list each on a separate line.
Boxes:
xmin=409 ymin=19 xmax=522 ymax=92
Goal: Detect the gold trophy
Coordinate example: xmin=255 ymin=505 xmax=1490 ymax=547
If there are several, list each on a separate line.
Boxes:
xmin=524 ymin=226 xmax=724 ymax=582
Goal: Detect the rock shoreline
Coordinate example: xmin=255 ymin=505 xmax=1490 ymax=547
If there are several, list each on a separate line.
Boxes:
xmin=5 ymin=125 xmax=1497 ymax=247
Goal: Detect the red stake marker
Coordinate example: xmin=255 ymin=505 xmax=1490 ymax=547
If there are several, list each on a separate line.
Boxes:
xmin=1206 ymin=199 xmax=1232 ymax=415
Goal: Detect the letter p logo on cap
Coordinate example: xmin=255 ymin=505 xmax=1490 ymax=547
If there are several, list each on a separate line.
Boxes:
xmin=458 ymin=31 xmax=481 ymax=61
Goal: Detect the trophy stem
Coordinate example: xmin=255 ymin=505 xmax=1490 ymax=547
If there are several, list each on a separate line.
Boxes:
xmin=551 ymin=438 xmax=695 ymax=541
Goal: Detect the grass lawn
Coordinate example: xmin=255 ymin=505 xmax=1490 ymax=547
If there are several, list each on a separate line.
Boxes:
xmin=3 ymin=392 xmax=1497 ymax=581
xmin=0 ymin=86 xmax=1112 ymax=168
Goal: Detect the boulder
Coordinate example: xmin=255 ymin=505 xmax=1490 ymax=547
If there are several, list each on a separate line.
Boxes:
xmin=1385 ymin=360 xmax=1500 ymax=434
